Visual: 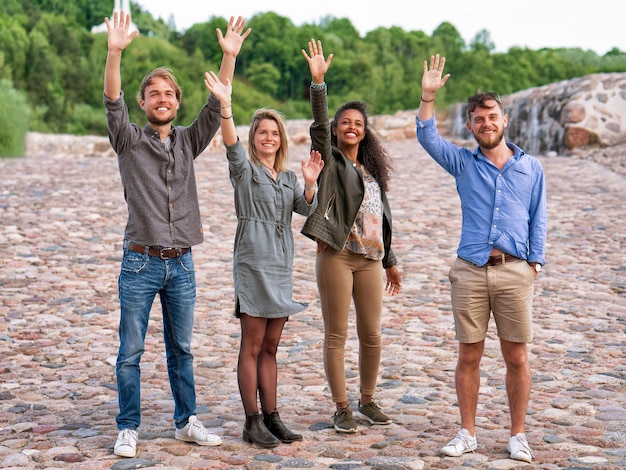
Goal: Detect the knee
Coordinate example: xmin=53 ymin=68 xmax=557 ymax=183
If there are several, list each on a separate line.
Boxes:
xmin=261 ymin=342 xmax=279 ymax=357
xmin=457 ymin=349 xmax=482 ymax=369
xmin=457 ymin=355 xmax=481 ymax=370
xmin=504 ymin=351 xmax=528 ymax=370
xmin=117 ymin=348 xmax=143 ymax=367
xmin=502 ymin=343 xmax=528 ymax=369
xmin=359 ymin=330 xmax=381 ymax=348
xmin=325 ymin=332 xmax=347 ymax=349
xmin=239 ymin=339 xmax=262 ymax=359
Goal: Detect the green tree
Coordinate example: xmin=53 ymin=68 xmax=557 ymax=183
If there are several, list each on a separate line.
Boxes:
xmin=0 ymin=79 xmax=30 ymax=157
xmin=241 ymin=12 xmax=301 ymax=99
xmin=132 ymin=3 xmax=175 ymax=39
xmin=0 ymin=0 xmax=25 ymax=16
xmin=26 ymin=30 xmax=59 ymax=106
xmin=179 ymin=17 xmax=229 ymax=63
xmin=431 ymin=21 xmax=465 ymax=58
xmin=470 ymin=29 xmax=495 ymax=53
xmin=363 ymin=27 xmax=412 ymax=113
xmin=0 ymin=0 xmax=622 ymax=135
xmin=0 ymin=17 xmax=30 ymax=88
xmin=246 ymin=62 xmax=281 ymax=96
xmin=75 ymin=0 xmax=110 ymax=31
xmin=319 ymin=16 xmax=360 ymax=43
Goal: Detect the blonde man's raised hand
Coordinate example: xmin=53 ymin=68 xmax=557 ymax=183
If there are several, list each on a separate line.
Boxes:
xmin=217 ymin=16 xmax=251 ymax=59
xmin=104 ymin=10 xmax=137 ymax=54
xmin=104 ymin=10 xmax=138 ymax=100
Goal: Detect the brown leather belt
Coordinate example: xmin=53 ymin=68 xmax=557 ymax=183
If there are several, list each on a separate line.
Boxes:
xmin=128 ymin=242 xmax=189 ymax=260
xmin=486 ymin=253 xmax=518 ymax=266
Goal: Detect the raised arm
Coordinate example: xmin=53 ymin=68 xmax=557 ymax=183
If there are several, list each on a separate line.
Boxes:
xmin=216 ymin=16 xmax=251 ymax=84
xmin=103 ymin=10 xmax=138 ymax=100
xmin=417 ymin=54 xmax=451 ymax=122
xmin=204 ymin=71 xmax=236 ymax=146
xmin=301 ymin=39 xmax=333 ymax=84
xmin=301 ymin=38 xmax=333 ymax=161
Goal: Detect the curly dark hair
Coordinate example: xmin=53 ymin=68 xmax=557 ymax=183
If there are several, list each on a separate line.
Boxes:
xmin=331 ymin=101 xmax=392 ymax=192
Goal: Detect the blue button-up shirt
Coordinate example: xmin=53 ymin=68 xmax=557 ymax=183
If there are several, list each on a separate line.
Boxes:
xmin=416 ymin=116 xmax=547 ymax=267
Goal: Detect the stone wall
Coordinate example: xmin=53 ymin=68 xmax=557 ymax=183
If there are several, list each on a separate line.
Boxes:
xmin=448 ymin=72 xmax=626 ymax=154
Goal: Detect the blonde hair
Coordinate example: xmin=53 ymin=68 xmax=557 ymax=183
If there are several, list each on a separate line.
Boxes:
xmin=137 ymin=67 xmax=182 ymax=104
xmin=247 ymin=109 xmax=289 ymax=172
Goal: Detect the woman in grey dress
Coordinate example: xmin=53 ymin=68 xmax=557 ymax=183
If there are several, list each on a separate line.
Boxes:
xmin=204 ymin=71 xmax=324 ymax=447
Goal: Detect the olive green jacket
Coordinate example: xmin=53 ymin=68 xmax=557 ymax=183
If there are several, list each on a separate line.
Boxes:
xmin=300 ymin=85 xmax=397 ymax=269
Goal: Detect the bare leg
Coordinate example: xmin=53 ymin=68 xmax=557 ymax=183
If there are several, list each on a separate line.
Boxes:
xmin=500 ymin=339 xmax=531 ymax=436
xmin=455 ymin=341 xmax=484 ymax=435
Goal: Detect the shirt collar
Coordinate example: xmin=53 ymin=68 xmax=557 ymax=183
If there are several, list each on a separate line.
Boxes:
xmin=143 ymin=124 xmax=176 ymax=141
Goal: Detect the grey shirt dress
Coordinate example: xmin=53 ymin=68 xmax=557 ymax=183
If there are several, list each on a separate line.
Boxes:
xmin=226 ymin=139 xmax=317 ymax=318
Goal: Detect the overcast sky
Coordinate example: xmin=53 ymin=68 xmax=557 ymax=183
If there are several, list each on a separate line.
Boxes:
xmin=131 ymin=0 xmax=624 ymax=55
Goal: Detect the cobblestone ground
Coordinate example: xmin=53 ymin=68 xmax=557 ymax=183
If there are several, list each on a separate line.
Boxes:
xmin=0 ymin=138 xmax=625 ymax=469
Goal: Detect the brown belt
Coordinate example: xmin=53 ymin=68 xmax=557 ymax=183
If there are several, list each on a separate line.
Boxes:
xmin=486 ymin=253 xmax=518 ymax=266
xmin=128 ymin=242 xmax=189 ymax=260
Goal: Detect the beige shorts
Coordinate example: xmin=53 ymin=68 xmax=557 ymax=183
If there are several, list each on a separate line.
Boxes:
xmin=449 ymin=257 xmax=535 ymax=343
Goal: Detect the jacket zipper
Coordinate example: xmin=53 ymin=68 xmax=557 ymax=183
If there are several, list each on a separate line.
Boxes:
xmin=323 ymin=194 xmax=335 ymax=220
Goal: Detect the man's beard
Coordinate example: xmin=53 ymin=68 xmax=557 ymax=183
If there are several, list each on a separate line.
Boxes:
xmin=147 ymin=109 xmax=176 ymax=126
xmin=473 ymin=128 xmax=504 ymax=150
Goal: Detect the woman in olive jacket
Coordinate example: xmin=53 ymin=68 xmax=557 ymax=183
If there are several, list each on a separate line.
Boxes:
xmin=301 ymin=39 xmax=402 ymax=434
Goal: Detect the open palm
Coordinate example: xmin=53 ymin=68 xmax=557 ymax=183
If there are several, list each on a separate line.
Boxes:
xmin=105 ymin=11 xmax=137 ymax=52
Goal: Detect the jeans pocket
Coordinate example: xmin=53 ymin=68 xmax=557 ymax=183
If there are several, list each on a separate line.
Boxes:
xmin=176 ymin=251 xmax=195 ymax=273
xmin=121 ymin=249 xmax=148 ymax=273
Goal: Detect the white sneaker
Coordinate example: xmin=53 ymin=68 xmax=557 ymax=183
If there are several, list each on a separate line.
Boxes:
xmin=175 ymin=415 xmax=222 ymax=446
xmin=440 ymin=428 xmax=477 ymax=457
xmin=507 ymin=433 xmax=533 ymax=463
xmin=114 ymin=429 xmax=138 ymax=457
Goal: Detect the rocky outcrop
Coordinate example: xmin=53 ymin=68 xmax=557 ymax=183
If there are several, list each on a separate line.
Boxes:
xmin=448 ymin=72 xmax=626 ymax=154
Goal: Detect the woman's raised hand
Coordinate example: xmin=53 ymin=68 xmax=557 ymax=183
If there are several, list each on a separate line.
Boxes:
xmin=301 ymin=39 xmax=333 ymax=84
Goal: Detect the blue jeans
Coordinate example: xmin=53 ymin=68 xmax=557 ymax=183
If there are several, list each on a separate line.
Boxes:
xmin=116 ymin=243 xmax=197 ymax=430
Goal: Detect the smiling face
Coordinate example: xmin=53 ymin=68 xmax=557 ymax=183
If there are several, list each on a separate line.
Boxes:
xmin=466 ymin=98 xmax=508 ymax=150
xmin=253 ymin=118 xmax=281 ymax=159
xmin=139 ymin=76 xmax=180 ymax=127
xmin=333 ymin=108 xmax=365 ymax=149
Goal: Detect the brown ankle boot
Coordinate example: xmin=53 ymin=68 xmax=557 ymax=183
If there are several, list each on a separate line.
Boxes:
xmin=263 ymin=411 xmax=303 ymax=443
xmin=243 ymin=413 xmax=280 ymax=448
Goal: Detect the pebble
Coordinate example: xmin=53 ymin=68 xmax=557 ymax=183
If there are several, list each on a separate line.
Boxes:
xmin=0 ymin=137 xmax=625 ymax=469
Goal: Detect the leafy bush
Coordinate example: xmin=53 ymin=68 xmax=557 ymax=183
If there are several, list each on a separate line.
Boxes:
xmin=0 ymin=79 xmax=29 ymax=157
xmin=66 ymin=103 xmax=108 ymax=135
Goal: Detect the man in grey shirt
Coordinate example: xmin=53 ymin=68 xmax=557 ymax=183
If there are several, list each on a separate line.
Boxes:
xmin=103 ymin=10 xmax=250 ymax=458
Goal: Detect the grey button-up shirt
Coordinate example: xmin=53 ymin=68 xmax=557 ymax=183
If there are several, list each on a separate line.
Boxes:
xmin=104 ymin=91 xmax=221 ymax=247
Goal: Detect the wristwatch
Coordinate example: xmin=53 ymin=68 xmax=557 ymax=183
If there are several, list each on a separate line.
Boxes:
xmin=529 ymin=262 xmax=542 ymax=273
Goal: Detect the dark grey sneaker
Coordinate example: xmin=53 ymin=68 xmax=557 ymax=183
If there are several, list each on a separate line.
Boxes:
xmin=354 ymin=400 xmax=391 ymax=425
xmin=333 ymin=407 xmax=358 ymax=433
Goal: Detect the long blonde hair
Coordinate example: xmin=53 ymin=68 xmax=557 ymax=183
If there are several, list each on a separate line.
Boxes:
xmin=247 ymin=108 xmax=289 ymax=172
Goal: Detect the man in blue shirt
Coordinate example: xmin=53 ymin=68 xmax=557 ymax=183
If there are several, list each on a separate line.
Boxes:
xmin=415 ymin=55 xmax=547 ymax=464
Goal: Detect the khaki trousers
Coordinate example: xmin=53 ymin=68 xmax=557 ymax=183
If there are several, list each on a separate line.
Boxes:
xmin=316 ymin=244 xmax=383 ymax=404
